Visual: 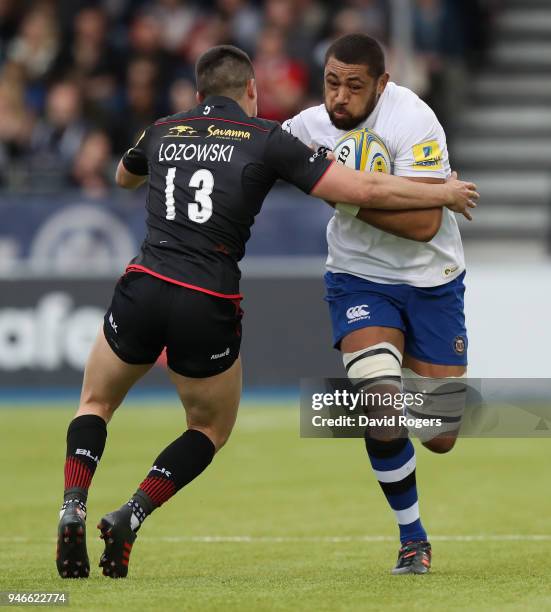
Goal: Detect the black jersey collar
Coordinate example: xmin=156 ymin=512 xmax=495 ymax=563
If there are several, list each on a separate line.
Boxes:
xmin=202 ymin=96 xmax=248 ymax=116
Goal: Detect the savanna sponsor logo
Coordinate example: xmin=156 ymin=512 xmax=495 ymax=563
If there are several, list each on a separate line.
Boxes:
xmin=207 ymin=125 xmax=251 ymax=140
xmin=165 ymin=125 xmax=199 ymax=137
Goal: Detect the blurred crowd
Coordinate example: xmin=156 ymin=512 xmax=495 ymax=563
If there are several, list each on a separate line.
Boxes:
xmin=0 ymin=0 xmax=492 ymax=195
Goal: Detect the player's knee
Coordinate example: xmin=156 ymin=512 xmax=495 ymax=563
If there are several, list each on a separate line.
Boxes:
xmin=422 ymin=435 xmax=458 ymax=454
xmin=78 ymin=392 xmax=119 ymax=422
xmin=402 ymin=368 xmax=467 ymax=446
xmin=187 ymin=423 xmax=232 ymax=453
xmin=344 ymin=343 xmax=403 ymax=441
xmin=343 ymin=342 xmax=402 ymax=388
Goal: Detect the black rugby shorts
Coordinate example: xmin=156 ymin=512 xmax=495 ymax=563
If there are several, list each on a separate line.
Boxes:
xmin=103 ymin=272 xmax=242 ymax=377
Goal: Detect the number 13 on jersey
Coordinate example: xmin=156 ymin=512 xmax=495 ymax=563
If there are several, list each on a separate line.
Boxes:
xmin=164 ymin=167 xmax=214 ymax=224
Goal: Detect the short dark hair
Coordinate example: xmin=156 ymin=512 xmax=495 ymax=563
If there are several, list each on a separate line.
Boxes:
xmin=195 ymin=45 xmax=254 ymax=99
xmin=325 ymin=34 xmax=386 ymax=78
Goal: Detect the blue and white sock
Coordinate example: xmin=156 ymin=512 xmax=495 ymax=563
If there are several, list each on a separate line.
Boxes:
xmin=365 ymin=436 xmax=427 ymax=544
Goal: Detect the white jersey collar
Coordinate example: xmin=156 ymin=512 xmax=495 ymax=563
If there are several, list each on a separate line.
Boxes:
xmin=361 ymin=82 xmax=391 ymax=129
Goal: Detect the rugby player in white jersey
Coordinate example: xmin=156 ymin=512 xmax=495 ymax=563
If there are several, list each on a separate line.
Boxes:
xmin=283 ymin=34 xmax=470 ymax=574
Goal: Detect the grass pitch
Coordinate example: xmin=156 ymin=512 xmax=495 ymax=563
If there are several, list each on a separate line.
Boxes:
xmin=1 ymin=402 xmax=550 ymax=611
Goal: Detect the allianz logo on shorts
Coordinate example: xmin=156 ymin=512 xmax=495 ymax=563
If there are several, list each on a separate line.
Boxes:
xmin=346 ymin=305 xmax=370 ymax=323
xmin=211 ymin=347 xmax=230 ymax=360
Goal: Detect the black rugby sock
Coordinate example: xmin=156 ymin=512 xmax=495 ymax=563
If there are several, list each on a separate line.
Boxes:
xmin=62 ymin=414 xmax=107 ymax=513
xmin=126 ymin=429 xmax=215 ymax=531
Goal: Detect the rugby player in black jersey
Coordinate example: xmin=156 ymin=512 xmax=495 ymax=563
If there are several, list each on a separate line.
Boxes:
xmin=55 ymin=45 xmax=478 ymax=579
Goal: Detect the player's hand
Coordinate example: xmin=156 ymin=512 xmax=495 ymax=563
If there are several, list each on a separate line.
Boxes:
xmin=445 ymin=171 xmax=479 ymax=220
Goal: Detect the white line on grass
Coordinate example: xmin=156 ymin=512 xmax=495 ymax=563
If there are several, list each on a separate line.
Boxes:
xmin=1 ymin=535 xmax=550 ymax=543
xmin=144 ymin=535 xmax=551 ymax=543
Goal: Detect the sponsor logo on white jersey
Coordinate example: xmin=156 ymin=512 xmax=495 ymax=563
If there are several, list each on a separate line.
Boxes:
xmin=210 ymin=347 xmax=230 ymax=360
xmin=346 ymin=305 xmax=370 ymax=323
xmin=443 ymin=264 xmax=460 ymax=278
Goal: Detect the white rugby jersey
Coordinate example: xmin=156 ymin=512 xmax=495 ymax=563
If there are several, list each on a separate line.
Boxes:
xmin=282 ymin=82 xmax=465 ymax=287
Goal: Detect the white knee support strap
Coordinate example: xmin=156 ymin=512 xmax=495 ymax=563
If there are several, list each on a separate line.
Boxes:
xmin=343 ymin=342 xmax=403 ymax=390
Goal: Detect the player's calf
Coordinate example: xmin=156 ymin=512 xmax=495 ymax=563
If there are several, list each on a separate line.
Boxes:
xmin=423 ymin=434 xmax=458 ymax=454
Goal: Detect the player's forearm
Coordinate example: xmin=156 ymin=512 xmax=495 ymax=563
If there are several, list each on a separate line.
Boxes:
xmin=311 ymin=164 xmax=477 ymax=218
xmin=363 ymin=172 xmax=452 ymax=210
xmin=356 ymin=208 xmax=443 ymax=242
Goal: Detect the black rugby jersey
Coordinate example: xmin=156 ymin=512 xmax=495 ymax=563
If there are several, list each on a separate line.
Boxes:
xmin=122 ymin=96 xmax=333 ymax=298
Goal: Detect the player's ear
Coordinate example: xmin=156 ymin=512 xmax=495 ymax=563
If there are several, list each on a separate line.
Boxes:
xmin=377 ymin=73 xmax=390 ymax=95
xmin=196 ymin=91 xmax=204 ymax=104
xmin=247 ymin=78 xmax=258 ymax=116
xmin=246 ymin=78 xmax=257 ymax=100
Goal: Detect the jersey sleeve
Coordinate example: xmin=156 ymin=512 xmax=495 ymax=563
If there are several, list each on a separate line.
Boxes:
xmin=281 ymin=112 xmax=310 ymax=145
xmin=392 ymin=103 xmax=451 ymax=180
xmin=263 ymin=125 xmax=333 ymax=194
xmin=121 ymin=128 xmax=150 ymax=176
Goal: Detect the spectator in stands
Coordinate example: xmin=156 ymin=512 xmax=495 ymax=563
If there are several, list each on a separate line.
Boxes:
xmin=0 ymin=0 xmax=23 ymax=62
xmin=264 ymin=0 xmax=294 ymax=33
xmin=0 ymin=68 xmax=34 ymax=186
xmin=52 ymin=6 xmax=121 ymax=119
xmin=0 ymin=0 xmax=487 ymax=193
xmin=344 ymin=0 xmax=388 ymax=42
xmin=6 ymin=6 xmax=60 ymax=111
xmin=114 ymin=57 xmax=160 ymax=154
xmin=26 ymin=81 xmax=88 ymax=189
xmin=253 ymin=25 xmax=308 ymax=122
xmin=216 ymin=0 xmax=261 ymax=55
xmin=127 ymin=10 xmax=176 ymax=90
xmin=413 ymin=0 xmax=480 ymax=126
xmin=312 ymin=7 xmax=371 ymax=78
xmin=71 ymin=130 xmax=113 ymax=197
xmin=180 ymin=11 xmax=226 ymax=68
xmin=149 ymin=0 xmax=198 ymax=54
xmin=169 ymin=77 xmax=196 ymax=114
